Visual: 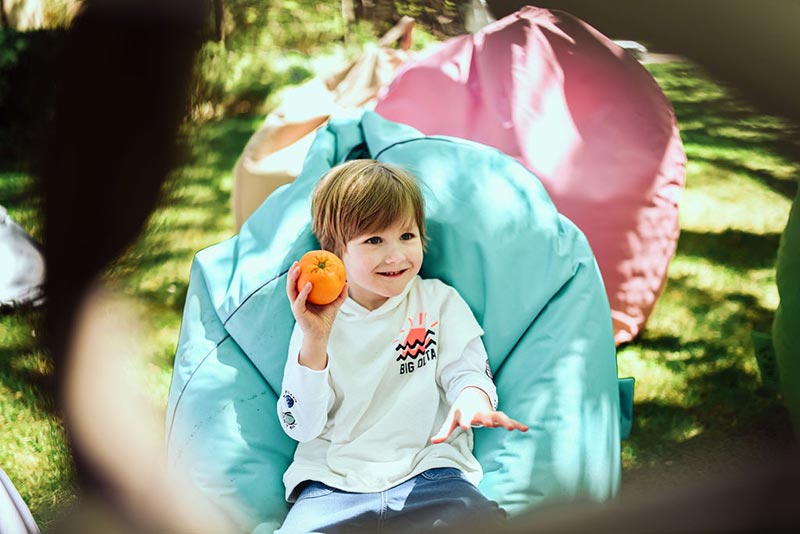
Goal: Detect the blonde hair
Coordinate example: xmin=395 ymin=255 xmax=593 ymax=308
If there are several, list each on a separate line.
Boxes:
xmin=311 ymin=159 xmax=427 ymax=257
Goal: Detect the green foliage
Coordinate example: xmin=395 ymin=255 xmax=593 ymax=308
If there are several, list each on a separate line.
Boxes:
xmin=0 ymin=33 xmax=22 ymax=105
xmin=219 ymin=0 xmax=274 ymax=45
xmin=191 ymin=0 xmax=380 ymax=120
xmin=188 ymin=0 xmax=461 ymax=120
xmin=393 ymin=0 xmax=469 ymax=36
xmin=0 ymin=309 xmax=76 ymax=527
xmin=0 ymin=29 xmax=65 ymax=169
xmin=191 ymin=40 xmax=278 ymax=118
xmin=262 ymin=0 xmax=349 ymax=52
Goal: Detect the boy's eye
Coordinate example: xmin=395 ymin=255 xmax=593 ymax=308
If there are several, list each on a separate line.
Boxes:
xmin=400 ymin=233 xmax=415 ymax=241
xmin=365 ymin=236 xmax=382 ymax=245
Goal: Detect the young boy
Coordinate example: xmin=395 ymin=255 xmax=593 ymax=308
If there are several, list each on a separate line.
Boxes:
xmin=277 ymin=159 xmax=527 ymax=533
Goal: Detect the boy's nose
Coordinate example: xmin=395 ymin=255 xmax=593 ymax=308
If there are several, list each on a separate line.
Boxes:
xmin=383 ymin=244 xmax=403 ymax=263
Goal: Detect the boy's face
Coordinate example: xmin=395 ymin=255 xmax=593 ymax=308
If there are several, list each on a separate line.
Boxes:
xmin=342 ymin=217 xmax=423 ymax=311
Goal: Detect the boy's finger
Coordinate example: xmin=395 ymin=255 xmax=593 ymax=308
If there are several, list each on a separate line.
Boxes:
xmin=497 ymin=412 xmax=528 ymax=432
xmin=513 ymin=419 xmax=529 ymax=432
xmin=472 ymin=412 xmax=529 ymax=433
xmin=471 ymin=412 xmax=494 ymax=427
xmin=298 ymin=281 xmax=312 ymax=303
xmin=459 ymin=414 xmax=471 ymax=430
xmin=285 ymin=262 xmax=299 ymax=299
xmin=291 ymin=281 xmax=312 ymax=314
xmin=493 ymin=412 xmax=528 ymax=432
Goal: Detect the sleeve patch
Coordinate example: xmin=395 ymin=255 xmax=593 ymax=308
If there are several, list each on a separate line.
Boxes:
xmin=283 ymin=390 xmax=297 ymax=408
xmin=281 ymin=391 xmax=298 ymax=429
xmin=281 ymin=411 xmax=296 ymax=429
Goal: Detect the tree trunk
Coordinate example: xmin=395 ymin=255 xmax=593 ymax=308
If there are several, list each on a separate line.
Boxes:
xmin=213 ymin=0 xmax=224 ymax=41
xmin=373 ymin=0 xmax=394 ymax=29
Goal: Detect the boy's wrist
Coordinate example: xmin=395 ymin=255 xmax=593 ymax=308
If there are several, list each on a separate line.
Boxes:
xmin=298 ymin=335 xmax=330 ymax=370
xmin=460 ymin=386 xmax=493 ymax=410
xmin=297 ymin=351 xmax=328 ymax=371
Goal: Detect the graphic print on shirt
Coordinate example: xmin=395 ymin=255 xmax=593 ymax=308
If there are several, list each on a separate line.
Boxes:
xmin=394 ymin=312 xmax=438 ymax=375
xmin=281 ymin=390 xmax=298 ymax=430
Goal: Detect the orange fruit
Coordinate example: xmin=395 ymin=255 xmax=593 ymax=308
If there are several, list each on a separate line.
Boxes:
xmin=296 ymin=250 xmax=347 ymax=305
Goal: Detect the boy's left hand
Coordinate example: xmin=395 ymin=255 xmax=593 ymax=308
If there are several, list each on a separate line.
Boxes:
xmin=431 ymin=387 xmax=528 ymax=444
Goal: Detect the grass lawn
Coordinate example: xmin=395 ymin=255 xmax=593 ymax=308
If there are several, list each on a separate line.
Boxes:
xmin=619 ymin=61 xmax=797 ymax=492
xmin=1 ymin=60 xmax=798 ymax=527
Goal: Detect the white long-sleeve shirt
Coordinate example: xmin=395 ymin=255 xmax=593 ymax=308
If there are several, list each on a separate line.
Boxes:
xmin=277 ymin=276 xmax=498 ymax=501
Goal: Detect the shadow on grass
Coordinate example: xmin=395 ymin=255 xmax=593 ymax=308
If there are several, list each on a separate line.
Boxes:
xmin=117 ymin=247 xmax=201 ymax=269
xmin=621 ymin=400 xmax=795 ymax=498
xmin=0 ymin=311 xmax=57 ymax=416
xmin=689 ymin=153 xmax=798 ymax=200
xmin=0 ymin=179 xmax=39 ymax=211
xmin=0 ymin=30 xmax=65 ymax=176
xmin=0 ymin=171 xmax=43 ymax=241
xmin=676 ymin=229 xmax=782 ymax=271
xmin=157 ymin=117 xmax=258 ymax=230
xmin=625 ymin=369 xmax=793 ymax=471
xmin=0 ymin=347 xmax=56 ymax=414
xmin=622 ymin=269 xmax=794 ymax=477
xmin=111 ymin=116 xmax=260 ymax=293
xmin=133 ymin=279 xmax=191 ymax=316
xmin=648 ymin=62 xmax=800 ymax=201
xmin=650 ymin=271 xmax=777 ymax=341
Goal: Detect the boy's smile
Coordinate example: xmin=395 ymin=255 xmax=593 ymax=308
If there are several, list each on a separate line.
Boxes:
xmin=342 ymin=218 xmax=423 ymax=311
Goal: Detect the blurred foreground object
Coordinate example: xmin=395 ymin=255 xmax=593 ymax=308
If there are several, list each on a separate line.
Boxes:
xmin=0 ymin=467 xmax=40 ymax=534
xmin=375 ymin=6 xmax=686 ymax=345
xmin=773 ymin=190 xmax=800 ymax=435
xmin=49 ymin=284 xmax=233 ymax=532
xmin=0 ymin=205 xmax=45 ymax=313
xmin=440 ymin=445 xmax=800 ymax=533
xmin=231 ymin=16 xmax=415 ymax=231
xmin=37 ymin=0 xmax=213 ymax=530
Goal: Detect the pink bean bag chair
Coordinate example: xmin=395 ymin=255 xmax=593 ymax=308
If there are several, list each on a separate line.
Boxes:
xmin=375 ymin=6 xmax=686 ymax=344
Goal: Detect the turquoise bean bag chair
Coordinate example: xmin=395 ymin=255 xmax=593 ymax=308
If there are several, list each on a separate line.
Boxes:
xmin=165 ymin=111 xmax=629 ymax=532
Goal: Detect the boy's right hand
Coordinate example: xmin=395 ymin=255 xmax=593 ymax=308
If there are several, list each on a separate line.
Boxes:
xmin=286 ymin=261 xmax=348 ymax=341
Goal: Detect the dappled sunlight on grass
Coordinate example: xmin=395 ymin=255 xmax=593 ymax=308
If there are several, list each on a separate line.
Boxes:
xmin=668 ymin=259 xmax=779 ymax=312
xmin=687 ymin=142 xmax=798 ymax=181
xmin=105 ymin=116 xmax=262 ymax=408
xmin=0 ymin=171 xmax=43 ymax=241
xmin=0 ymin=313 xmax=53 ymax=412
xmin=679 ymin=162 xmax=792 ymax=233
xmin=0 ymin=310 xmax=76 ymax=523
xmin=614 ymin=62 xmax=800 ymax=479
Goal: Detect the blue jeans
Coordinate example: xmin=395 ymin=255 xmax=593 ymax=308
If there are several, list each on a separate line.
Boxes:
xmin=276 ymin=468 xmax=506 ymax=533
